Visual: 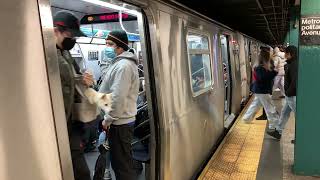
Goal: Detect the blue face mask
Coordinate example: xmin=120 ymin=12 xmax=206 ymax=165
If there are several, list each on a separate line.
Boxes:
xmin=102 ymin=47 xmax=116 ymax=62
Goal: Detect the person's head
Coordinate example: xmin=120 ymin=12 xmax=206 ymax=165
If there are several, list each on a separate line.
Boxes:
xmin=285 ymin=45 xmax=297 ymax=60
xmin=259 ymin=49 xmax=271 ymax=66
xmin=279 ymin=46 xmax=285 ymax=52
xmin=105 ymin=30 xmax=129 ymax=56
xmin=53 ymin=11 xmax=85 ymax=50
xmin=274 ymin=47 xmax=280 ymax=54
xmin=260 ymin=46 xmax=270 ymax=53
xmin=260 ymin=46 xmax=273 ymax=58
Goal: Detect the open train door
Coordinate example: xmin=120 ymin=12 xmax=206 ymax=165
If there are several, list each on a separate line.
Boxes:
xmin=219 ymin=34 xmax=234 ymax=128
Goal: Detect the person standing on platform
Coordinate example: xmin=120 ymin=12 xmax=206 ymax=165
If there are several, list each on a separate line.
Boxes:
xmin=243 ymin=48 xmax=279 ymax=129
xmin=267 ymin=46 xmax=298 ymax=140
xmin=256 ymin=46 xmax=275 ymax=120
xmin=272 ymin=47 xmax=286 ymax=98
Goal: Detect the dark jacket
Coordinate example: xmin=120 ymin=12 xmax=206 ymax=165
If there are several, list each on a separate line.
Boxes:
xmin=57 ymin=49 xmax=76 ymax=120
xmin=284 ymin=58 xmax=298 ymax=97
xmin=251 ymin=65 xmax=278 ymax=94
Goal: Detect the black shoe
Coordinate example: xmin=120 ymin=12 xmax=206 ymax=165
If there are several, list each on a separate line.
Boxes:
xmin=266 ymin=130 xmax=282 ymax=140
xmin=291 ymin=139 xmax=295 ymax=144
xmin=256 ymin=115 xmax=267 ymax=120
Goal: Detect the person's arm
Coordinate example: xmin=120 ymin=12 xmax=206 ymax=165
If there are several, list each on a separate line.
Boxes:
xmin=286 ymin=62 xmax=298 ymax=96
xmin=58 ymin=59 xmax=74 ymax=118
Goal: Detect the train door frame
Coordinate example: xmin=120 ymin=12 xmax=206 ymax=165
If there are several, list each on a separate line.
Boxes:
xmin=37 ymin=1 xmax=160 ymax=179
xmin=219 ymin=34 xmax=233 ymax=123
xmin=248 ymin=41 xmax=254 ymax=87
xmin=138 ymin=9 xmax=161 ymax=180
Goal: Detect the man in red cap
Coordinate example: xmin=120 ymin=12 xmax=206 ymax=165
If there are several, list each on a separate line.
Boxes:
xmin=53 ymin=11 xmax=93 ymax=180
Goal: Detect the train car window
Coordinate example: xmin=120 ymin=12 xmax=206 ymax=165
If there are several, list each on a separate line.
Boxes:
xmin=187 ymin=33 xmax=213 ymax=96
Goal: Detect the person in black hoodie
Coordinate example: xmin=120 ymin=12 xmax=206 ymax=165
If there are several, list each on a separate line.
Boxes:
xmin=243 ymin=49 xmax=279 ymax=129
xmin=267 ymin=46 xmax=298 ymax=139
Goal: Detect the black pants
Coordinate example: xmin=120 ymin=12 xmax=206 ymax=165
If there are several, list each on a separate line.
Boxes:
xmin=69 ymin=121 xmax=91 ymax=180
xmin=109 ymin=124 xmax=137 ymax=180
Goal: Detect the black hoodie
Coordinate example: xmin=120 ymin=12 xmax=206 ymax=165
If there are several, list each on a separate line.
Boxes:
xmin=284 ymin=57 xmax=298 ymax=97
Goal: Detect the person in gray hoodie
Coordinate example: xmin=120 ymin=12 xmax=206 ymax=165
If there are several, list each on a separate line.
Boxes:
xmin=99 ymin=30 xmax=139 ymax=180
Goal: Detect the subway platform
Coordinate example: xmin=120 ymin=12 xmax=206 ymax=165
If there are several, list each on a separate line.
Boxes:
xmin=198 ymin=97 xmax=320 ymax=180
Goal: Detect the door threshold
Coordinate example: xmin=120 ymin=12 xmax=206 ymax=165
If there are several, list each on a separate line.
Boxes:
xmin=224 ymin=113 xmax=235 ymax=128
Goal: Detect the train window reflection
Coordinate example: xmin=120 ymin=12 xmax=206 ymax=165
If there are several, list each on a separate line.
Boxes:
xmin=187 ymin=33 xmax=212 ymax=96
xmin=188 ymin=35 xmax=209 ymax=50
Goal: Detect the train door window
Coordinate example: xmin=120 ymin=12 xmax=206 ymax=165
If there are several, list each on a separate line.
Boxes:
xmin=220 ymin=34 xmax=232 ymax=120
xmin=187 ymin=33 xmax=213 ymax=96
xmin=39 ymin=0 xmax=153 ymax=179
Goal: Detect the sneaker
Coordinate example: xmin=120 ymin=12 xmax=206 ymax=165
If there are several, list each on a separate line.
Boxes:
xmin=256 ymin=114 xmax=267 ymax=120
xmin=266 ymin=130 xmax=281 ymax=140
xmin=104 ymin=170 xmax=112 ymax=180
xmin=268 ymin=125 xmax=275 ymax=130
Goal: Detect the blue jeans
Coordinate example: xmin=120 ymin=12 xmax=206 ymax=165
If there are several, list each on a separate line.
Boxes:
xmin=276 ymin=96 xmax=296 ymax=134
xmin=98 ymin=131 xmax=111 ymax=170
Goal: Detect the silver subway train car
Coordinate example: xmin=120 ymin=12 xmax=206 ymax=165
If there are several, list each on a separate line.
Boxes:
xmin=0 ymin=0 xmax=265 ymax=180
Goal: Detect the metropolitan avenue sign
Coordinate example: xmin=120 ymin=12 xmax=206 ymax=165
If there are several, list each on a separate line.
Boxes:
xmin=300 ymin=15 xmax=320 ymax=45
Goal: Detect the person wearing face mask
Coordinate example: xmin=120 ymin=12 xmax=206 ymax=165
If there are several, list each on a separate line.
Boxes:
xmin=53 ymin=11 xmax=94 ymax=180
xmin=99 ymin=30 xmax=139 ymax=180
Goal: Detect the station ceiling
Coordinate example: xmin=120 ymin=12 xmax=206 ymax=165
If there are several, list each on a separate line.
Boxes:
xmin=175 ymin=0 xmax=299 ymax=45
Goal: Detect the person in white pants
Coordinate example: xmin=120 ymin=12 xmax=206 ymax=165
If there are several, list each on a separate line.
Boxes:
xmin=272 ymin=47 xmax=286 ymax=97
xmin=243 ymin=47 xmax=279 ymax=129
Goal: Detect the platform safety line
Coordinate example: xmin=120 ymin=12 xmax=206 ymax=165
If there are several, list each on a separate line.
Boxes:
xmin=197 ymin=96 xmax=256 ymax=180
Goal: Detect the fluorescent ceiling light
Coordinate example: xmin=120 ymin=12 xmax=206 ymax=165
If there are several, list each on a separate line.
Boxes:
xmin=81 ymin=0 xmax=126 ymax=11
xmin=81 ymin=0 xmax=139 ymax=15
xmin=91 ymin=38 xmax=106 ymax=44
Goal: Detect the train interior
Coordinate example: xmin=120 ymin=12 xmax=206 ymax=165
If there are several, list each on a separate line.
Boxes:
xmin=48 ymin=0 xmax=152 ymax=179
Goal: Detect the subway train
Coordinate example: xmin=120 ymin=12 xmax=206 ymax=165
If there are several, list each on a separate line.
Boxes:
xmin=0 ymin=0 xmax=266 ymax=180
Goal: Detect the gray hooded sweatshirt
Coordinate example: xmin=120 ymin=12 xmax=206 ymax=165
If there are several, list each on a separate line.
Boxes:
xmin=99 ymin=51 xmax=139 ymax=125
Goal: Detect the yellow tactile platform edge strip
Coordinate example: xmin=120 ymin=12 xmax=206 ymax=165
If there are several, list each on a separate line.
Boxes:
xmin=198 ymin=97 xmax=267 ymax=180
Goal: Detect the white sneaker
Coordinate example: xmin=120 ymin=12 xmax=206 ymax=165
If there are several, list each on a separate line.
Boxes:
xmin=268 ymin=125 xmax=275 ymax=130
xmin=104 ymin=170 xmax=112 ymax=180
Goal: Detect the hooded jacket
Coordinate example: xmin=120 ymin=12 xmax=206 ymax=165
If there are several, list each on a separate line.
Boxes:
xmin=272 ymin=47 xmax=286 ymax=76
xmin=99 ymin=51 xmax=139 ymax=125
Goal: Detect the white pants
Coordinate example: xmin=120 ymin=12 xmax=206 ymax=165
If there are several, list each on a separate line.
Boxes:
xmin=275 ymin=96 xmax=296 ymax=134
xmin=243 ymin=94 xmax=279 ymax=129
xmin=273 ymin=75 xmax=285 ymax=96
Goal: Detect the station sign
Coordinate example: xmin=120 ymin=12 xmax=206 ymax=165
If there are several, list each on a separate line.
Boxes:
xmin=300 ymin=15 xmax=320 ymax=45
